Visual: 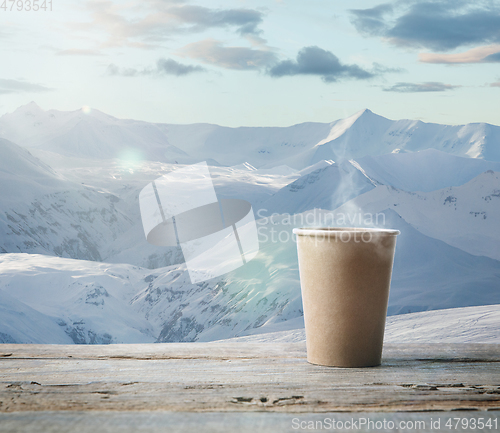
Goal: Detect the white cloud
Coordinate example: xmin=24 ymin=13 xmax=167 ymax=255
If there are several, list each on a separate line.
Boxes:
xmin=419 ymin=44 xmax=500 ymax=64
xmin=179 ymin=38 xmax=277 ymax=70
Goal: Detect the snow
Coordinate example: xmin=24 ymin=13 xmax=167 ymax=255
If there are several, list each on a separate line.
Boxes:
xmin=0 ymin=207 xmax=498 ymax=343
xmin=0 ymin=290 xmax=73 ymax=344
xmin=355 ymin=149 xmax=500 ymax=192
xmin=0 ymin=254 xmax=155 ymax=344
xmin=258 ymin=161 xmax=376 ymax=216
xmin=216 ymin=305 xmax=500 ymax=344
xmin=0 ymin=138 xmax=65 ymax=205
xmin=333 ymin=171 xmax=500 ymax=260
xmin=3 ymin=103 xmax=500 ymax=169
xmin=0 ymin=103 xmax=499 ymax=344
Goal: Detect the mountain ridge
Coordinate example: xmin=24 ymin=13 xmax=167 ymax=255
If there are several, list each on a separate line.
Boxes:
xmin=2 ymin=103 xmax=500 ymax=166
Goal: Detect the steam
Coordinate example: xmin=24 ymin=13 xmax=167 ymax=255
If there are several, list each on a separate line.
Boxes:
xmin=326 ymin=117 xmax=384 ymax=229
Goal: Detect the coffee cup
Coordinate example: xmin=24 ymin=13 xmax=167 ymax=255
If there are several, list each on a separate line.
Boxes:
xmin=293 ymin=227 xmax=399 ymax=367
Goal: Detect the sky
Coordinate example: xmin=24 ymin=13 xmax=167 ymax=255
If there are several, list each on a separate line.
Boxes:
xmin=1 ymin=0 xmax=500 ymax=127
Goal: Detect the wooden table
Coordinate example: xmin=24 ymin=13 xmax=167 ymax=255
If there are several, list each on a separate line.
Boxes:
xmin=0 ymin=343 xmax=499 ymax=432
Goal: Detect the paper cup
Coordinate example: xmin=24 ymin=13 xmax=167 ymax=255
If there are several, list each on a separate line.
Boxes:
xmin=293 ymin=227 xmax=400 ymax=367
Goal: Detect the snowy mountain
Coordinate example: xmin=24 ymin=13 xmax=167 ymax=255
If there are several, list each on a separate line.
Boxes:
xmin=0 ymin=139 xmax=134 ymax=261
xmin=0 ymin=290 xmax=73 ymax=344
xmin=306 ymin=109 xmax=500 ymax=163
xmin=2 ymin=103 xmax=500 ymax=168
xmin=0 ymin=138 xmax=65 ymax=206
xmin=0 ymin=102 xmax=189 ymax=163
xmin=333 ymin=171 xmax=500 ymax=260
xmin=354 ymin=149 xmax=500 ymax=192
xmin=382 ymin=209 xmax=500 ymax=315
xmin=0 ymin=254 xmax=155 ymax=344
xmin=1 ymin=207 xmax=499 ymax=343
xmin=0 ymin=103 xmax=499 ymax=344
xmin=259 ymin=161 xmax=376 ymax=215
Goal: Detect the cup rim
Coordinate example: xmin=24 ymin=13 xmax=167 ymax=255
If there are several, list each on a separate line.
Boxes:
xmin=293 ymin=227 xmax=400 ymax=236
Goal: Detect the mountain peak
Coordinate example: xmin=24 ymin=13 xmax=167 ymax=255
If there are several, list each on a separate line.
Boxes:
xmin=316 ymin=109 xmax=388 ymax=147
xmin=348 ymin=108 xmax=389 ymax=123
xmin=354 ymin=108 xmax=373 ymax=117
xmin=9 ymin=101 xmax=44 ymax=117
xmin=334 ymin=108 xmax=389 ymax=130
xmin=20 ymin=101 xmax=42 ymax=110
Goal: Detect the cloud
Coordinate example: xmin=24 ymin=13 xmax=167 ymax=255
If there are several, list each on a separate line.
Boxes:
xmin=156 ymin=58 xmax=206 ymax=75
xmin=107 ymin=64 xmax=143 ymax=77
xmin=166 ymin=5 xmax=263 ymax=36
xmin=371 ymin=62 xmax=406 ymax=73
xmin=180 ymin=39 xmax=277 ymax=70
xmin=78 ymin=1 xmax=265 ymax=48
xmin=107 ymin=58 xmax=206 ymax=77
xmin=57 ymin=49 xmax=104 ymax=56
xmin=483 ymin=52 xmax=500 ymax=62
xmin=419 ymin=44 xmax=500 ymax=63
xmin=0 ymin=79 xmax=53 ymax=94
xmin=350 ymin=1 xmax=500 ymax=51
xmin=383 ymin=81 xmax=460 ymax=92
xmin=267 ymin=46 xmax=374 ymax=82
xmin=349 ymin=3 xmax=393 ymax=36
xmin=491 ymin=81 xmax=500 ymax=87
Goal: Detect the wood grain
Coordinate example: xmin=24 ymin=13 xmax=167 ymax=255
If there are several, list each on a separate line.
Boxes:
xmin=1 ymin=343 xmax=499 ymax=413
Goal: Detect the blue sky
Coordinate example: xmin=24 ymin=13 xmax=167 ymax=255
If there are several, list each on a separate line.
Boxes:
xmin=1 ymin=0 xmax=500 ymax=126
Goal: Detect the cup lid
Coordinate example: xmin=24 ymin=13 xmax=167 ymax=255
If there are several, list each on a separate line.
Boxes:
xmin=293 ymin=227 xmax=400 ymax=236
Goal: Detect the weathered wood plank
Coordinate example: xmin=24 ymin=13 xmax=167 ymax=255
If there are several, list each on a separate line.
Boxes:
xmin=0 ymin=343 xmax=499 ymax=413
xmin=1 ymin=342 xmax=500 ymax=361
xmin=0 ymin=342 xmax=307 ymax=360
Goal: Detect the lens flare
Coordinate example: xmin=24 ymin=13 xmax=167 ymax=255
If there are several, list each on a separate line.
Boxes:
xmin=118 ymin=148 xmax=144 ymax=173
xmin=82 ymin=105 xmax=92 ymax=114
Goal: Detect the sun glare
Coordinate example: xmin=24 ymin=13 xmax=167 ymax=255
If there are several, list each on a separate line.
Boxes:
xmin=118 ymin=148 xmax=144 ymax=173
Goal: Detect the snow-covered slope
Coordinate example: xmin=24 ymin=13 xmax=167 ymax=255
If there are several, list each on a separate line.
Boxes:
xmin=1 ymin=208 xmax=498 ymax=343
xmin=64 ymin=160 xmax=297 ymax=268
xmin=384 ymin=304 xmax=500 ymax=343
xmin=0 ymin=143 xmax=133 ymax=261
xmin=0 ymin=290 xmax=73 ymax=344
xmin=0 ymin=139 xmax=297 ymax=267
xmin=0 ymin=138 xmax=65 ymax=206
xmin=383 ymin=209 xmax=500 ymax=315
xmin=268 ymin=208 xmax=500 ymax=316
xmin=259 ymin=161 xmax=376 ymax=215
xmin=218 ymin=304 xmax=500 ymax=344
xmin=334 ymin=171 xmax=500 ymax=260
xmin=0 ymin=254 xmax=155 ymax=344
xmin=164 ymin=122 xmax=333 ymax=168
xmin=0 ymin=250 xmax=301 ymax=343
xmin=354 ymin=149 xmax=500 ymax=192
